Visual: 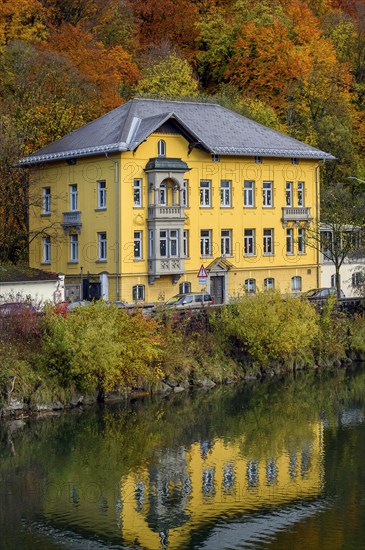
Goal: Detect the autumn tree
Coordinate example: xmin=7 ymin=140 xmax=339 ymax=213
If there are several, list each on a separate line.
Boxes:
xmin=0 ymin=0 xmax=48 ymax=47
xmin=45 ymin=23 xmax=140 ymax=110
xmin=126 ymin=0 xmax=199 ymax=54
xmin=136 ymin=54 xmax=199 ymax=97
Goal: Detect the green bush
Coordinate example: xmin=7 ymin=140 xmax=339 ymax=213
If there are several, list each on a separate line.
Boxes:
xmin=313 ymin=295 xmax=348 ymax=366
xmin=36 ymin=301 xmax=163 ymax=399
xmin=218 ymin=291 xmax=319 ymax=370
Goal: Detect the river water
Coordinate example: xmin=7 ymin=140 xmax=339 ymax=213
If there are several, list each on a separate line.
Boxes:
xmin=1 ymin=367 xmax=365 ymax=549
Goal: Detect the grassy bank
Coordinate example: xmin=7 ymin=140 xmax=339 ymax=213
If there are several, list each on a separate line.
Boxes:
xmin=1 ymin=292 xmax=365 ymax=413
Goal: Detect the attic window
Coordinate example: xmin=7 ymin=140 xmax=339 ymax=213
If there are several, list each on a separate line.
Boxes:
xmin=291 ymin=158 xmax=299 ymax=165
xmin=212 ymin=154 xmax=220 ymax=162
xmin=255 ymin=156 xmax=262 ymax=164
xmin=158 ymin=140 xmax=166 ymax=157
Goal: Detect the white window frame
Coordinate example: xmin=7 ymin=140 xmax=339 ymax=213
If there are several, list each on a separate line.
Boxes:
xmin=43 ymin=187 xmax=51 ymax=214
xmin=298 ymin=228 xmax=306 ymax=254
xmin=132 ymin=284 xmax=145 ymax=301
xmin=98 ymin=232 xmax=107 ymax=261
xmin=286 ymin=182 xmax=293 ymax=207
xmin=221 ymin=229 xmax=232 ymax=256
xmin=169 ymin=229 xmax=179 ymax=257
xmin=159 ymin=229 xmax=179 ymax=258
xmin=158 ymin=140 xmax=166 ymax=157
xmin=264 ymin=277 xmax=275 ymax=290
xmin=220 ymin=180 xmax=231 ymax=207
xmin=263 ymin=228 xmax=274 ymax=255
xmin=244 ymin=228 xmax=255 ymax=256
xmin=182 ymin=179 xmax=189 ymax=207
xmin=134 ymin=230 xmax=142 ymax=259
xmin=97 ymin=180 xmax=106 ymax=209
xmin=70 ymin=184 xmax=78 ymax=211
xmin=244 ymin=181 xmax=255 ymax=208
xmin=183 ymin=229 xmax=189 ymax=257
xmin=43 ymin=236 xmax=51 ymax=263
xmin=70 ymin=234 xmax=78 ymax=262
xmin=245 ymin=278 xmax=256 ymax=294
xmin=291 ymin=276 xmax=302 ymax=291
xmin=263 ymin=181 xmax=273 ymax=207
xmin=286 ymin=228 xmax=294 ymax=254
xmin=179 ymin=281 xmax=191 ymax=293
xmin=297 ymin=181 xmax=305 ymax=207
xmin=134 ymin=179 xmax=142 ymax=207
xmin=200 ymin=229 xmax=212 ymax=256
xmin=200 ymin=180 xmax=211 ymax=207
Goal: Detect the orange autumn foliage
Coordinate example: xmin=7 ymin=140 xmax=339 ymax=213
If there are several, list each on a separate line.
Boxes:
xmin=44 ymin=23 xmax=140 ymax=110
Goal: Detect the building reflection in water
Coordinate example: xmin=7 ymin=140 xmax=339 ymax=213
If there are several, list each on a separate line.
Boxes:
xmin=120 ymin=422 xmax=324 ymax=549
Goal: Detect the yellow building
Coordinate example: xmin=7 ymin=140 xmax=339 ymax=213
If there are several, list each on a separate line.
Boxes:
xmin=120 ymin=423 xmax=324 ymax=549
xmin=21 ymin=99 xmax=335 ymax=303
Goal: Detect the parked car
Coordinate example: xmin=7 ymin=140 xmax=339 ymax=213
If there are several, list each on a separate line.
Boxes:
xmin=67 ymin=300 xmax=91 ymax=311
xmin=302 ymin=287 xmax=345 ymax=300
xmin=163 ymin=292 xmax=214 ymax=309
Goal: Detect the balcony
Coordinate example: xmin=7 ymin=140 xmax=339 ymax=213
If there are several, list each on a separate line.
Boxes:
xmin=148 ymin=258 xmax=184 ymax=284
xmin=148 ymin=205 xmax=185 ymax=220
xmin=61 ymin=211 xmax=82 ymax=233
xmin=282 ymin=207 xmax=312 ymax=225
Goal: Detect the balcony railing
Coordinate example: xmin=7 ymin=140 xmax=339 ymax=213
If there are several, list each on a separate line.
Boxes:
xmin=61 ymin=211 xmax=82 ymax=233
xmin=148 ymin=205 xmax=185 ymax=220
xmin=148 ymin=257 xmax=184 ymax=276
xmin=282 ymin=207 xmax=312 ymax=224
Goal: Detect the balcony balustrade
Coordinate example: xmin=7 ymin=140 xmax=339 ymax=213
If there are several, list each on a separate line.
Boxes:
xmin=61 ymin=211 xmax=82 ymax=233
xmin=148 ymin=205 xmax=185 ymax=220
xmin=282 ymin=207 xmax=312 ymax=225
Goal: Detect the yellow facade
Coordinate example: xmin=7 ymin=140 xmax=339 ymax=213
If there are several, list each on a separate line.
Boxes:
xmin=120 ymin=423 xmax=324 ymax=549
xmin=29 ymin=129 xmax=320 ymax=303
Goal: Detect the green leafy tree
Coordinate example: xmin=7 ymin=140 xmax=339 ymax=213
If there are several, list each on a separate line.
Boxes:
xmin=307 ymin=183 xmax=365 ymax=298
xmin=136 ymin=54 xmax=199 ymax=97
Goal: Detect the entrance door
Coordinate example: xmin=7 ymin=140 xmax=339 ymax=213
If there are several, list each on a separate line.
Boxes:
xmin=210 ymin=276 xmax=224 ymax=304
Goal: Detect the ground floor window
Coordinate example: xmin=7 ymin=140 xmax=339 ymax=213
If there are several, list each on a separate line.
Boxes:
xmin=291 ymin=276 xmax=302 ymax=291
xmin=264 ymin=277 xmax=275 ymax=290
xmin=245 ymin=278 xmax=256 ymax=293
xmin=179 ymin=281 xmax=191 ymax=294
xmin=352 ymin=272 xmax=364 ymax=287
xmin=132 ymin=284 xmax=145 ymax=301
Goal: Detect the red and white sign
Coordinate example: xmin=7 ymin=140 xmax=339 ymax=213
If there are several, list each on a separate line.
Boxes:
xmin=197 ymin=264 xmax=208 ymax=278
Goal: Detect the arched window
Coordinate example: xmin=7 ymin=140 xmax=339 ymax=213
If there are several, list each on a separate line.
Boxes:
xmin=158 ymin=140 xmax=166 ymax=157
xmin=291 ymin=276 xmax=302 ymax=291
xmin=264 ymin=277 xmax=275 ymax=290
xmin=245 ymin=278 xmax=256 ymax=294
xmin=179 ymin=282 xmax=191 ymax=294
xmin=132 ymin=284 xmax=145 ymax=301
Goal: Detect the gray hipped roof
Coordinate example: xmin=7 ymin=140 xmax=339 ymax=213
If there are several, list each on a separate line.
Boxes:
xmin=19 ymin=98 xmax=336 ymax=165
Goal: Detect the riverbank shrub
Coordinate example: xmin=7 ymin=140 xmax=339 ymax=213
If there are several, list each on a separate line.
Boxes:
xmin=35 ymin=301 xmax=163 ymax=400
xmin=313 ymin=296 xmax=349 ymax=366
xmin=218 ymin=291 xmax=319 ymax=370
